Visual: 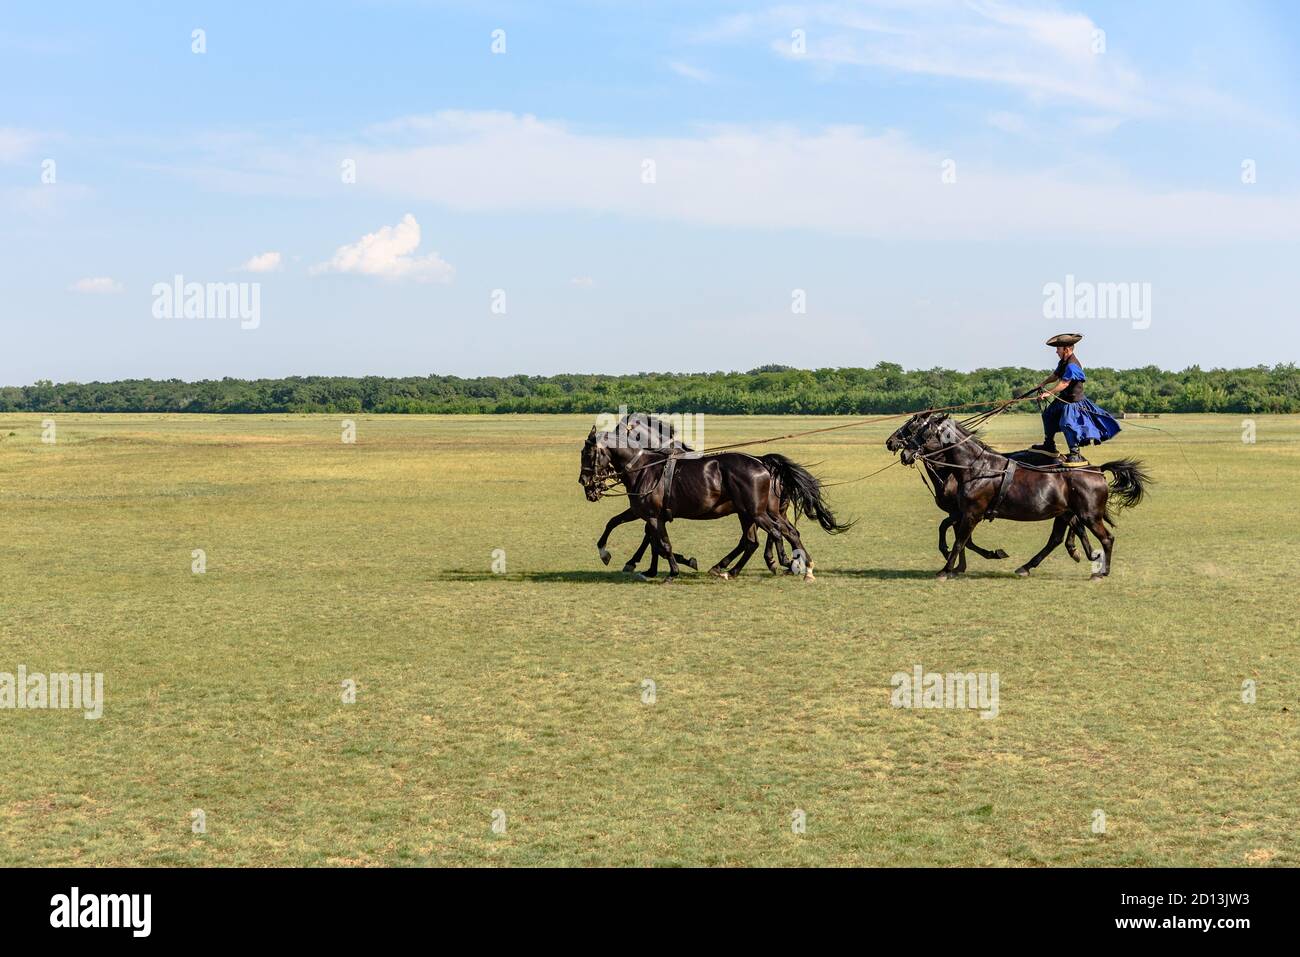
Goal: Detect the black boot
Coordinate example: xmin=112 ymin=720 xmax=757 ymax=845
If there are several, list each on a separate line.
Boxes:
xmin=1030 ymin=441 xmax=1058 ymax=454
xmin=1064 ymin=448 xmax=1085 ymax=464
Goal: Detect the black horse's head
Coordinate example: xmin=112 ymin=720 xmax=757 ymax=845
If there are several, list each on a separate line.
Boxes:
xmin=886 ymin=412 xmax=941 ymax=464
xmin=579 ymin=427 xmax=616 ymax=502
xmin=887 ymin=412 xmax=965 ymax=465
xmin=885 ymin=412 xmax=926 ymax=453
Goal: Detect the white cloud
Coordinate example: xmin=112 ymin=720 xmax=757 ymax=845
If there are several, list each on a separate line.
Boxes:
xmin=310 ymin=214 xmax=454 ymax=282
xmin=239 ymin=251 xmax=283 ymax=272
xmin=341 ymin=111 xmax=1300 ymax=242
xmin=668 ymin=61 xmax=714 ymax=83
xmin=569 ymin=276 xmax=596 ymax=288
xmin=70 ymin=277 xmax=123 ymax=294
xmin=712 ymin=2 xmax=1158 ymax=117
xmin=0 ymin=127 xmax=41 ymax=163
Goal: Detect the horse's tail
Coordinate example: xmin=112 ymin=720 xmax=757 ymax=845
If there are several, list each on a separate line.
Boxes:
xmin=760 ymin=453 xmax=854 ymax=533
xmin=1099 ymin=458 xmax=1151 ymax=521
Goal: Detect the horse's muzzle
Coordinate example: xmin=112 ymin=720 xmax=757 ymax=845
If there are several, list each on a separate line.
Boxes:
xmin=579 ymin=475 xmax=601 ymax=501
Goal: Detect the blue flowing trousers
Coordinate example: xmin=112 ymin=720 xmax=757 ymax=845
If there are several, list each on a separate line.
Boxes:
xmin=1042 ymin=399 xmax=1122 ymax=448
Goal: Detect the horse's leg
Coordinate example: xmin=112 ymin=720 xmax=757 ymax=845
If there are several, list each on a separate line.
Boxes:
xmin=765 ymin=497 xmax=792 ymax=573
xmin=724 ymin=523 xmax=761 ymax=578
xmin=966 ymin=534 xmax=1009 ymax=560
xmin=1081 ymin=512 xmax=1114 ymax=580
xmin=630 ymin=524 xmax=694 ymax=575
xmin=711 ymin=523 xmax=751 ymax=577
xmin=772 ymin=513 xmax=791 ymax=570
xmin=660 ymin=536 xmax=697 ymax=571
xmin=772 ymin=513 xmax=814 ymax=581
xmin=937 ymin=516 xmax=974 ymax=580
xmin=943 ymin=512 xmax=1005 ymax=562
xmin=598 ymin=507 xmax=638 ymax=566
xmin=1064 ymin=520 xmax=1081 ymax=562
xmin=1015 ymin=516 xmax=1069 ymax=577
xmin=714 ymin=522 xmax=758 ymax=579
xmin=638 ymin=527 xmax=660 ymax=581
xmin=621 ymin=523 xmax=653 ymax=575
xmin=1076 ymin=518 xmax=1100 ymax=562
xmin=651 ymin=516 xmax=680 ymax=583
xmin=763 ymin=532 xmax=779 ymax=573
xmin=1062 ymin=516 xmax=1099 ymax=564
xmin=952 ymin=513 xmax=978 ymax=573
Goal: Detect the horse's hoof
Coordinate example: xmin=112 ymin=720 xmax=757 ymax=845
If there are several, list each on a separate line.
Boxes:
xmin=708 ymin=566 xmax=729 ymax=580
xmin=936 ymin=572 xmax=951 ymax=581
xmin=1089 ymin=573 xmax=1105 ymax=582
xmin=622 ymin=564 xmax=637 ymax=575
xmin=685 ymin=557 xmax=699 ymax=571
xmin=1066 ymin=550 xmax=1081 ymax=563
xmin=803 ymin=572 xmax=816 ymax=582
xmin=661 ymin=575 xmax=677 ymax=585
xmin=1015 ymin=567 xmax=1030 ymax=577
xmin=599 ymin=547 xmax=612 ymax=566
xmin=634 ymin=572 xmax=651 ymax=582
xmin=993 ymin=549 xmax=1010 ymax=560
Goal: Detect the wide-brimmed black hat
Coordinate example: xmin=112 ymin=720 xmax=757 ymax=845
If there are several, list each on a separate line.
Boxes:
xmin=1046 ymin=333 xmax=1083 ymax=347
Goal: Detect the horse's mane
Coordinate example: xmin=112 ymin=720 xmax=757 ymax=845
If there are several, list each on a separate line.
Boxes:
xmin=619 ymin=411 xmax=673 ymax=434
xmin=618 ymin=412 xmax=693 ymax=451
xmin=934 ymin=414 xmax=993 ymax=452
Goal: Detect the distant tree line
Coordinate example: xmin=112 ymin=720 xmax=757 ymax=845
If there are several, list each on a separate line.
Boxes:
xmin=2 ymin=363 xmax=1298 ymax=415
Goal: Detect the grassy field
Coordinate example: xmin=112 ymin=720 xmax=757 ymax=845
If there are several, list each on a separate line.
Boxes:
xmin=0 ymin=412 xmax=1295 ymax=867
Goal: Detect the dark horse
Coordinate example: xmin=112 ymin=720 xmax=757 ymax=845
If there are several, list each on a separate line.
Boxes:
xmin=885 ymin=415 xmax=1099 ymax=571
xmin=589 ymin=413 xmax=788 ymax=579
xmin=580 ymin=419 xmax=850 ymax=582
xmin=893 ymin=412 xmax=1148 ymax=580
xmin=592 ymin=415 xmax=698 ymax=579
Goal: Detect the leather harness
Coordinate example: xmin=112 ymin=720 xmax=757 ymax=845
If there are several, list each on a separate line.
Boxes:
xmin=659 ymin=451 xmax=701 ymax=521
xmin=985 ymin=460 xmax=1017 ymax=521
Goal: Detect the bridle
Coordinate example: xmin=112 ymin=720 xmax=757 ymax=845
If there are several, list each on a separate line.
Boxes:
xmin=581 ymin=432 xmax=666 ymax=499
xmin=580 ymin=436 xmax=622 ymax=498
xmin=896 ymin=415 xmax=1002 ymax=477
xmin=581 ymin=421 xmax=695 ymax=500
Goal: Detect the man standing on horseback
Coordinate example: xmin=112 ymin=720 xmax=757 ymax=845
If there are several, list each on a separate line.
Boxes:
xmin=1029 ymin=333 xmax=1121 ymax=465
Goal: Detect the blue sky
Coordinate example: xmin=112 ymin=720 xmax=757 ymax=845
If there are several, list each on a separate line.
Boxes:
xmin=2 ymin=0 xmax=1298 ymax=383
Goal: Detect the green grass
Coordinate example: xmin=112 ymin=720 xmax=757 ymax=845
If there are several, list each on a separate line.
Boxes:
xmin=0 ymin=412 xmax=1295 ymax=866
